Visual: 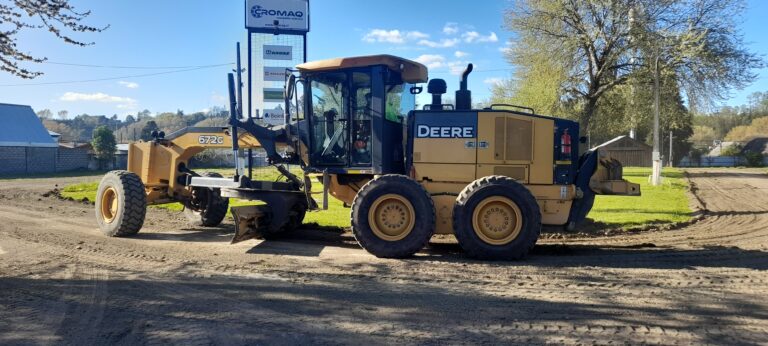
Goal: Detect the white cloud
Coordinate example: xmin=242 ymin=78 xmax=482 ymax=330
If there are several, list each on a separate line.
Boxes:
xmin=499 ymin=41 xmax=514 ymax=55
xmin=484 ymin=77 xmax=504 ymax=86
xmin=60 ymin=92 xmax=136 ymax=104
xmin=362 ymin=29 xmax=430 ymax=44
xmin=211 ymin=92 xmax=227 ymax=104
xmin=454 ymin=50 xmax=469 ymax=58
xmin=462 ymin=31 xmax=498 ymax=43
xmin=417 ymin=38 xmax=459 ymax=48
xmin=448 ymin=61 xmax=471 ymax=75
xmin=443 ymin=22 xmax=459 ymax=35
xmin=406 ymin=31 xmax=429 ymax=40
xmin=118 ymin=81 xmax=139 ymax=89
xmin=414 ymin=54 xmax=446 ymax=69
xmin=363 ymin=29 xmax=405 ymax=43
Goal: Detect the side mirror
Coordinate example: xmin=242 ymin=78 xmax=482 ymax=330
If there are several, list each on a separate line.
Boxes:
xmin=579 ymin=136 xmax=588 ymax=144
xmin=286 ymin=74 xmax=296 ymax=100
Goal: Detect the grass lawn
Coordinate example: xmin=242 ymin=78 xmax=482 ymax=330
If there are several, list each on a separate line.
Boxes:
xmin=61 ymin=166 xmax=350 ymax=228
xmin=62 ymin=166 xmax=691 ymax=231
xmin=589 ymin=167 xmax=691 ymax=228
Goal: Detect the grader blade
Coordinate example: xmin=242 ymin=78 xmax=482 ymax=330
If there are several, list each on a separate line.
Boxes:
xmin=230 ymin=205 xmax=269 ymax=244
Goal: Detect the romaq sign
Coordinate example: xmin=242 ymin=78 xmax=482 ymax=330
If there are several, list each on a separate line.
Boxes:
xmin=245 ymin=0 xmax=309 ymax=33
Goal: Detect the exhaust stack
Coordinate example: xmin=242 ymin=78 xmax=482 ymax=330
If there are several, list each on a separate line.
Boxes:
xmin=455 ymin=63 xmax=473 ymax=110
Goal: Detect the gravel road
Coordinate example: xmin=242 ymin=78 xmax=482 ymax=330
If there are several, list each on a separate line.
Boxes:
xmin=0 ymin=169 xmax=766 ymax=345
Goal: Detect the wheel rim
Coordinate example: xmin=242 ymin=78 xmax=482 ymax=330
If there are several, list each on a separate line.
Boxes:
xmin=368 ymin=194 xmax=416 ymax=241
xmin=101 ymin=187 xmax=118 ymax=223
xmin=472 ymin=196 xmax=523 ymax=245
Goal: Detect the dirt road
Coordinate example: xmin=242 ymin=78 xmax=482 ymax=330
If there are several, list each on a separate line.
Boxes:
xmin=1 ymin=169 xmax=767 ymax=345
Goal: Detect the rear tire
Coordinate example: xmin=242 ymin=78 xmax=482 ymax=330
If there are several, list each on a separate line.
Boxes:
xmin=95 ymin=170 xmax=147 ymax=237
xmin=351 ymin=175 xmax=435 ymax=258
xmin=184 ymin=172 xmax=229 ymax=227
xmin=453 ymin=176 xmax=541 ymax=260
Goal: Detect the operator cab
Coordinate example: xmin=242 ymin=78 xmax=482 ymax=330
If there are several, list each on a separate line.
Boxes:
xmin=287 ymin=55 xmax=427 ymax=174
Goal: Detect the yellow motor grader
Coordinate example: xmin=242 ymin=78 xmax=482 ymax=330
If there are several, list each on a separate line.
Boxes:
xmin=95 ymin=54 xmax=639 ymax=260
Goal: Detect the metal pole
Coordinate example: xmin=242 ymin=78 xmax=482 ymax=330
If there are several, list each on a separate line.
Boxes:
xmin=651 ymin=54 xmax=662 ymax=186
xmin=669 ymin=130 xmax=673 ymax=167
xmin=247 ymin=31 xmax=252 ymax=119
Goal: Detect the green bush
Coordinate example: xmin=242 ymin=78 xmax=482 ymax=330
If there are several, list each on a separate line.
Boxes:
xmin=744 ymin=151 xmax=765 ymax=167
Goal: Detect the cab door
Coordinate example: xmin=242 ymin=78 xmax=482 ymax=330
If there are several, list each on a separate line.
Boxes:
xmin=308 ymin=72 xmax=349 ymax=166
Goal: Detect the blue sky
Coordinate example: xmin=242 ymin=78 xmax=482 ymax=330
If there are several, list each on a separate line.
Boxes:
xmin=1 ymin=0 xmax=766 ymax=119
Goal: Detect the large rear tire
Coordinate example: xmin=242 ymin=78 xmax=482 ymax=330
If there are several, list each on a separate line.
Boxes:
xmin=453 ymin=175 xmax=541 ymax=260
xmin=351 ymin=175 xmax=435 ymax=258
xmin=183 ymin=172 xmax=229 ymax=227
xmin=95 ymin=170 xmax=147 ymax=237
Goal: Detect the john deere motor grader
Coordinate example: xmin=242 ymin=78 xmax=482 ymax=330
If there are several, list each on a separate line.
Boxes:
xmin=95 ymin=54 xmax=639 ymax=260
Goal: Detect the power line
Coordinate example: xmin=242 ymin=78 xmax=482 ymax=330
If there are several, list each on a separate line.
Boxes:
xmin=42 ymin=61 xmax=235 ymax=69
xmin=0 ymin=63 xmax=234 ymax=87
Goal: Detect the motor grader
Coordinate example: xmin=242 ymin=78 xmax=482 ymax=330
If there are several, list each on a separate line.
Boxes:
xmin=95 ymin=54 xmax=639 ymax=260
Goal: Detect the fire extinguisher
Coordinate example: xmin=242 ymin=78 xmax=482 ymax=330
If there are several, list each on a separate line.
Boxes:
xmin=560 ymin=129 xmax=572 ymax=159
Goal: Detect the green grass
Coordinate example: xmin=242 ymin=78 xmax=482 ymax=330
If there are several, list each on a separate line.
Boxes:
xmin=61 ymin=167 xmax=351 ymax=228
xmin=62 ymin=166 xmax=691 ymax=231
xmin=589 ymin=167 xmax=691 ymax=228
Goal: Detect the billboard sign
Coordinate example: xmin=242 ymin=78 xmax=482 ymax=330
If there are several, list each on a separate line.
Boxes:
xmin=246 ymin=0 xmax=309 ymax=33
xmin=262 ymin=108 xmax=285 ymax=126
xmin=263 ymin=88 xmax=284 ymax=102
xmin=264 ymin=67 xmax=287 ymax=82
xmin=263 ymin=45 xmax=292 ymax=60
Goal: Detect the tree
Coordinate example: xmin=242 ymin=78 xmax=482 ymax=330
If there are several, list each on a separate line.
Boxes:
xmin=137 ymin=109 xmax=151 ymax=120
xmin=503 ymin=0 xmax=763 ymax=135
xmin=140 ymin=120 xmax=159 ymax=141
xmin=36 ymin=108 xmax=52 ymax=119
xmin=57 ymin=110 xmax=69 ymax=120
xmin=124 ymin=114 xmax=136 ymax=124
xmin=0 ymin=1 xmax=107 ymax=79
xmin=91 ymin=125 xmax=116 ymax=167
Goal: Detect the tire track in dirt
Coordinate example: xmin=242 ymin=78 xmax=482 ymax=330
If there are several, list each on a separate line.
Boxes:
xmin=1 ymin=169 xmax=767 ymax=344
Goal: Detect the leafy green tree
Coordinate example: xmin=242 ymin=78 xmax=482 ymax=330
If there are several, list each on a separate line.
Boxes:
xmin=501 ymin=0 xmax=763 ymax=135
xmin=91 ymin=125 xmax=116 ymax=166
xmin=0 ymin=0 xmax=106 ymax=78
xmin=140 ymin=120 xmax=159 ymax=141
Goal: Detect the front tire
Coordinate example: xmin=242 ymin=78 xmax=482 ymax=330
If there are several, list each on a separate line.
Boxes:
xmin=351 ymin=175 xmax=435 ymax=258
xmin=453 ymin=176 xmax=541 ymax=260
xmin=183 ymin=172 xmax=229 ymax=227
xmin=95 ymin=170 xmax=147 ymax=237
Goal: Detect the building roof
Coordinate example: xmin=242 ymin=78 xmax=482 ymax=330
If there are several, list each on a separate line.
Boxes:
xmin=742 ymin=137 xmax=768 ymax=155
xmin=297 ymin=55 xmax=428 ymax=83
xmin=0 ymin=103 xmax=57 ymax=147
xmin=708 ymin=141 xmax=739 ymax=156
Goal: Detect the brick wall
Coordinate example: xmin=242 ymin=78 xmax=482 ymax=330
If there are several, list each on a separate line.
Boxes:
xmin=0 ymin=146 xmax=27 ymax=174
xmin=0 ymin=146 xmax=57 ymax=175
xmin=57 ymin=147 xmax=89 ymax=171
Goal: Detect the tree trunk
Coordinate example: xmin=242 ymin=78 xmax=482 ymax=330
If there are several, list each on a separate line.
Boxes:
xmin=579 ymin=96 xmax=598 ymax=152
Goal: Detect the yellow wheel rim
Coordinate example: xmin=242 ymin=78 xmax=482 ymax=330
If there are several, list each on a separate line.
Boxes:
xmin=472 ymin=196 xmax=523 ymax=245
xmin=368 ymin=194 xmax=416 ymax=241
xmin=101 ymin=187 xmax=118 ymax=223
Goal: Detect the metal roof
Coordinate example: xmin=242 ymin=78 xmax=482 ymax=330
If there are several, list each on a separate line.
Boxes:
xmin=0 ymin=103 xmax=58 ymax=147
xmin=297 ymin=55 xmax=428 ymax=83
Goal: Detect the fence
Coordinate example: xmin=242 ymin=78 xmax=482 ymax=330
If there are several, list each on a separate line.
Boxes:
xmin=677 ymin=155 xmax=768 ymax=167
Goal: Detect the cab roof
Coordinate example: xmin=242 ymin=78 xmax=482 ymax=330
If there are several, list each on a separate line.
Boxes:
xmin=296 ymin=54 xmax=428 ymax=83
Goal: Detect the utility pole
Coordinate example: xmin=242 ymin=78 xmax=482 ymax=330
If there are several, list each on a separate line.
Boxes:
xmin=651 ymin=53 xmax=662 ymax=186
xmin=669 ymin=130 xmax=673 ymax=167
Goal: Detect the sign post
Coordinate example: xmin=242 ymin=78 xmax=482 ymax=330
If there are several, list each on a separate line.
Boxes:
xmin=244 ymin=0 xmax=309 ymax=120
